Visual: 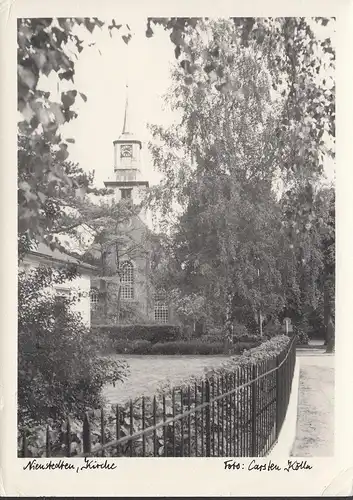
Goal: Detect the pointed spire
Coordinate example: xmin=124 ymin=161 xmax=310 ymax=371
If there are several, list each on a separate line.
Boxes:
xmin=122 ymin=84 xmax=130 ymax=135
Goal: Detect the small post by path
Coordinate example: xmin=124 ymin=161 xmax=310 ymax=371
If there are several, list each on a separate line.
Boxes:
xmin=257 ymin=268 xmax=263 ymax=336
xmin=283 ymin=317 xmax=293 ymax=337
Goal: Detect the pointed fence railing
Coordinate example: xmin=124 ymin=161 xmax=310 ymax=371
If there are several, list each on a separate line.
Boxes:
xmin=20 ymin=336 xmax=296 ymax=458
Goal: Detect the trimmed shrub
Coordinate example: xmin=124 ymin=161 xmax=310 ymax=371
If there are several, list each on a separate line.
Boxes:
xmin=200 ymin=334 xmax=224 ymax=344
xmin=263 ymin=318 xmax=282 ymax=338
xmin=130 ymin=339 xmax=153 ymax=354
xmin=111 ymin=338 xmax=262 ymax=356
xmin=149 ymin=340 xmax=261 ymax=355
xmin=150 ymin=341 xmax=225 ymax=355
xmin=232 ymin=322 xmax=249 ymax=337
xmin=218 ymin=335 xmax=291 ymax=373
xmin=93 ymin=324 xmax=182 ymax=345
xmin=232 ymin=340 xmax=262 ymax=354
xmin=113 ymin=339 xmax=153 ymax=354
xmin=232 ymin=334 xmax=263 ymax=343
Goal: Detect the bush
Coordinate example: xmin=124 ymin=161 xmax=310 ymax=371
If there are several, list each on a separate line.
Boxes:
xmin=114 ymin=339 xmax=153 ymax=354
xmin=18 ymin=266 xmax=128 ymax=429
xmin=205 ymin=326 xmax=224 ymax=338
xmin=200 ymin=334 xmax=224 ymax=344
xmin=93 ymin=324 xmax=181 ymax=345
xmin=232 ymin=334 xmax=263 ymax=343
xmin=202 ymin=323 xmax=251 ymax=343
xmin=150 ymin=340 xmax=225 ymax=355
xmin=295 ymin=328 xmax=310 ymax=345
xmin=206 ymin=335 xmax=291 ymax=376
xmin=130 ymin=339 xmax=153 ymax=354
xmin=232 ymin=322 xmax=249 ymax=337
xmin=148 ymin=340 xmax=262 ymax=355
xmin=111 ymin=337 xmax=262 ymax=356
xmin=262 ymin=317 xmax=283 ymax=338
xmin=231 ymin=340 xmax=262 ymax=354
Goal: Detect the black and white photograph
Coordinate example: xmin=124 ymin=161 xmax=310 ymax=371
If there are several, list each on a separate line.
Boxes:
xmin=16 ymin=14 xmax=337 ymax=462
xmin=2 ymin=2 xmax=352 ymax=496
xmin=16 ymin=15 xmax=336 ymax=459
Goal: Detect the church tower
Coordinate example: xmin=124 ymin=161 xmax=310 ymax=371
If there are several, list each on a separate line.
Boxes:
xmin=91 ymin=84 xmax=174 ymax=326
xmin=104 ymin=85 xmax=149 ymax=208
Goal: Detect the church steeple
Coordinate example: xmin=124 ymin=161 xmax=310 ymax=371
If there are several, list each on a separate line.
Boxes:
xmin=122 ymin=84 xmax=130 ymax=136
xmin=104 ymin=83 xmax=149 ymax=209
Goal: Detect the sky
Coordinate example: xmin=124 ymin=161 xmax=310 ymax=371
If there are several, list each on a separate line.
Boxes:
xmin=37 ymin=17 xmax=335 ymax=190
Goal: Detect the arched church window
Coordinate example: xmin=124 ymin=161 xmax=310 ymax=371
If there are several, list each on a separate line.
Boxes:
xmin=120 ymin=261 xmax=134 ymax=300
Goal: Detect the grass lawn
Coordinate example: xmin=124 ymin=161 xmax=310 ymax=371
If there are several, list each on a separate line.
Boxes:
xmin=103 ymin=354 xmax=231 ymax=405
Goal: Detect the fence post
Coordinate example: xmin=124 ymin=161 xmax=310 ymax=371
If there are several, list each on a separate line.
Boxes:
xmin=275 ymin=354 xmax=281 ymax=438
xmin=101 ymin=408 xmax=105 ymax=457
xmin=66 ymin=417 xmax=71 ymax=457
xmin=129 ymin=400 xmax=134 ymax=457
xmin=83 ymin=412 xmax=91 ymax=455
xmin=116 ymin=404 xmax=121 ymax=457
xmin=46 ymin=425 xmax=51 ymax=457
xmin=205 ymin=379 xmax=211 ymax=457
xmin=251 ymin=364 xmax=257 ymax=456
xmin=153 ymin=396 xmax=157 ymax=457
xmin=22 ymin=431 xmax=27 ymax=458
xmin=163 ymin=394 xmax=167 ymax=457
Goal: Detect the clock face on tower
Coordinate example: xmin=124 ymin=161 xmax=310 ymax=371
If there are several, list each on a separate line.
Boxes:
xmin=120 ymin=144 xmax=133 ymax=158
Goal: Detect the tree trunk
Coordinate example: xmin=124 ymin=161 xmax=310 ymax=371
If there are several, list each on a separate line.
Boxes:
xmin=258 ymin=310 xmax=263 ymax=336
xmin=116 ymin=283 xmax=121 ymax=324
xmin=323 ymin=281 xmax=330 ymax=344
xmin=324 ymin=273 xmax=334 ymax=351
xmin=325 ymin=315 xmax=335 ymax=353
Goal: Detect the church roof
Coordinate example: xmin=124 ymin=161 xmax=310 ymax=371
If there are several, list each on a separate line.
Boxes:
xmin=28 ymin=242 xmax=98 ymax=273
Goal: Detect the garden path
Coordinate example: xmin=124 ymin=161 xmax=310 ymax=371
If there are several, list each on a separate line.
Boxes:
xmin=291 ymin=350 xmax=334 ymax=456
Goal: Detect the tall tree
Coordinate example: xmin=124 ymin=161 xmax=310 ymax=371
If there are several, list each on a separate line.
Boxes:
xmin=148 ymin=20 xmax=286 ymax=333
xmin=147 ymin=18 xmax=335 ymax=337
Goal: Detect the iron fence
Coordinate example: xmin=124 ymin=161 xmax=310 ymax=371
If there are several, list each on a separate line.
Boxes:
xmin=20 ymin=336 xmax=296 ymax=458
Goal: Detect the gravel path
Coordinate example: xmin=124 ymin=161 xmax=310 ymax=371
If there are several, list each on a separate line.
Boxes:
xmin=103 ymin=354 xmax=231 ymax=405
xmin=291 ymin=354 xmax=335 ymax=457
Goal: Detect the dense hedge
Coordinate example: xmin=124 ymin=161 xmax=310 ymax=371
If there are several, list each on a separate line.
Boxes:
xmin=112 ymin=338 xmax=263 ymax=356
xmin=150 ymin=340 xmax=262 ymax=355
xmin=232 ymin=334 xmax=264 ymax=343
xmin=93 ymin=324 xmax=182 ymax=345
xmin=93 ymin=324 xmax=270 ymax=352
xmin=112 ymin=338 xmax=262 ymax=355
xmin=209 ymin=335 xmax=291 ymax=375
xmin=92 ymin=324 xmax=267 ymax=355
xmin=151 ymin=341 xmax=226 ymax=355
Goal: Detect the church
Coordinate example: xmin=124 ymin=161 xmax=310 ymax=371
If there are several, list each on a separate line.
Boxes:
xmin=89 ymin=87 xmax=173 ymax=326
